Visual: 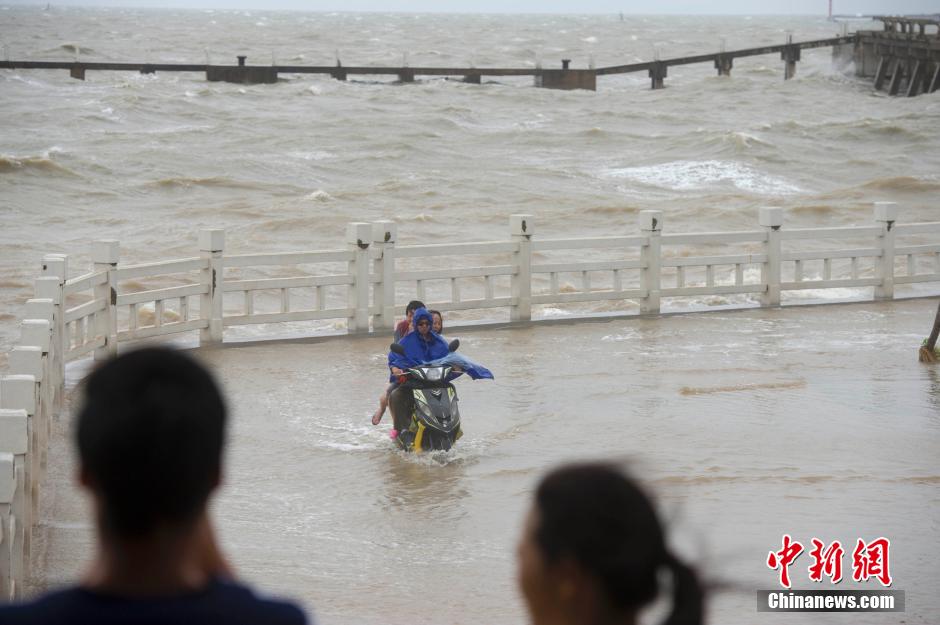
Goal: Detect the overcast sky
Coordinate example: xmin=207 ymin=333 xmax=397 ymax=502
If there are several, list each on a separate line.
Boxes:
xmin=4 ymin=0 xmax=937 ymax=13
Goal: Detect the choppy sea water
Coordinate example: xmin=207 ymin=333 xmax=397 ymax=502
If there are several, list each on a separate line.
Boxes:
xmin=1 ymin=7 xmax=939 ymax=624
xmin=2 ymin=8 xmax=940 ymax=354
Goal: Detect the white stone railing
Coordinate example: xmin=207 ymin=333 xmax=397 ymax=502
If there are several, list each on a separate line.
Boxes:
xmin=1 ymin=203 xmax=939 ymax=597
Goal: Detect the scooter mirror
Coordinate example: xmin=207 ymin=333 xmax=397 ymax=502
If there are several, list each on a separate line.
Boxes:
xmin=448 ymin=339 xmax=460 ymax=352
xmin=390 ymin=343 xmax=406 ymax=355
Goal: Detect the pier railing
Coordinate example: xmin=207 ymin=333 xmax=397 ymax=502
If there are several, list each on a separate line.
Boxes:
xmin=2 ymin=202 xmax=940 ymax=597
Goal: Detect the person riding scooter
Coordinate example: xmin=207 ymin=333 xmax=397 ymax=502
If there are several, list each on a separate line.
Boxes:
xmin=387 ymin=307 xmax=449 ymax=432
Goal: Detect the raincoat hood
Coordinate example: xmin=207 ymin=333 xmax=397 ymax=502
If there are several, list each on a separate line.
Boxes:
xmin=412 ymin=307 xmax=433 ymax=328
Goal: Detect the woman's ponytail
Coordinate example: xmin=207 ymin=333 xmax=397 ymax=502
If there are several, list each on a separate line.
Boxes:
xmin=661 ymin=551 xmax=704 ymax=625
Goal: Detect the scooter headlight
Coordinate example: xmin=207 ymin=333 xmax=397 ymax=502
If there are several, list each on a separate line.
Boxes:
xmin=425 ymin=367 xmax=444 ymax=381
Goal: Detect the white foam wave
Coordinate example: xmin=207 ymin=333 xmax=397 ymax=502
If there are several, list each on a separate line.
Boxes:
xmin=601 ymin=160 xmax=801 ymax=195
xmin=305 ymin=189 xmax=334 ymax=202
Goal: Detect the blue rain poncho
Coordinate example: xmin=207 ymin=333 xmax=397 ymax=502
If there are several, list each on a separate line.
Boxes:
xmin=387 ymin=308 xmax=494 ymax=381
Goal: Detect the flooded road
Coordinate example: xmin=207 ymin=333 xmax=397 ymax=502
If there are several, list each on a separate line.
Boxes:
xmin=36 ymin=299 xmax=940 ymax=624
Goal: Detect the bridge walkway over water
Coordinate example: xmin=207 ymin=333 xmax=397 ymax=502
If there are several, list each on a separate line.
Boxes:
xmin=0 ymin=35 xmax=856 ymax=90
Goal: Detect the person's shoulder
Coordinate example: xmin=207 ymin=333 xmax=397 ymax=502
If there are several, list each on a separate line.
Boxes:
xmin=208 ymin=579 xmax=308 ymax=624
xmin=0 ymin=582 xmax=309 ymax=625
xmin=0 ymin=586 xmax=92 ymax=623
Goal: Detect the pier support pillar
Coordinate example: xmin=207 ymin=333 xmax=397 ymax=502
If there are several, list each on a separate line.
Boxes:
xmin=781 ymin=46 xmax=800 ymax=80
xmin=397 ymin=69 xmax=415 ymax=83
xmin=639 ymin=211 xmax=662 ymax=314
xmin=907 ymin=60 xmax=924 ymax=97
xmin=331 ymin=69 xmax=347 ymax=81
xmin=759 ymin=208 xmax=783 ymax=307
xmin=463 ymin=72 xmax=481 ymax=84
xmin=69 ymin=64 xmax=85 ymax=81
xmin=928 ymin=62 xmax=940 ymax=93
xmin=874 ymin=202 xmax=897 ymax=301
xmin=887 ymin=59 xmax=904 ymax=95
xmin=873 ymin=56 xmax=891 ymax=90
xmin=649 ymin=62 xmax=667 ymax=89
xmin=510 ymin=215 xmax=533 ymax=322
xmin=714 ymin=55 xmax=733 ymax=76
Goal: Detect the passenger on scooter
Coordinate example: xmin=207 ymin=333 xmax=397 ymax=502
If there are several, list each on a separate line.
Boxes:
xmin=430 ymin=309 xmax=444 ymax=336
xmin=394 ymin=300 xmax=426 ymax=342
xmin=372 ymin=300 xmax=427 ymax=425
xmin=387 ymin=308 xmax=450 ymax=432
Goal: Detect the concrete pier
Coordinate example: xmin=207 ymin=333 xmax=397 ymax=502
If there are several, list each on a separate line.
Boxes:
xmin=854 ymin=16 xmax=940 ymax=96
xmin=0 ymin=34 xmax=870 ymax=93
xmin=781 ymin=39 xmax=801 ymax=80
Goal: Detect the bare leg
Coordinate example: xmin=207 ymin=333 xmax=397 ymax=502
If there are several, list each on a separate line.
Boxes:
xmin=372 ymin=390 xmax=389 ymax=425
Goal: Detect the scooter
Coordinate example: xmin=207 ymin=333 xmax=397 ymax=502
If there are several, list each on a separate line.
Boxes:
xmin=388 ymin=340 xmax=463 ymax=453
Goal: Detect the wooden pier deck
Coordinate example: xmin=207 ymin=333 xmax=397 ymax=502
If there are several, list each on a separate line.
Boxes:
xmin=854 ymin=16 xmax=940 ymax=96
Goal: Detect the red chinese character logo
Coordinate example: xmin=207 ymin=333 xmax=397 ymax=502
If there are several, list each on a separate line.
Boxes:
xmin=767 ymin=534 xmax=804 ymax=588
xmin=852 ymin=537 xmax=892 ymax=587
xmin=808 ymin=538 xmax=844 ymax=583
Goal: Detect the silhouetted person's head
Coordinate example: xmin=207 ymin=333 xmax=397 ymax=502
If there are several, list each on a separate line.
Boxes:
xmin=517 ymin=462 xmax=702 ymax=625
xmin=76 ymin=347 xmax=227 ymax=539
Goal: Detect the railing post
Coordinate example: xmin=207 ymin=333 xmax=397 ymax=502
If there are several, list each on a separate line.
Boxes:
xmin=92 ymin=240 xmax=119 ymax=360
xmin=38 ymin=254 xmax=67 ymax=413
xmin=0 ymin=406 xmax=28 ymax=600
xmin=639 ymin=210 xmax=662 ymax=314
xmin=0 ymin=375 xmax=37 ymax=574
xmin=23 ymin=299 xmax=55 ymax=429
xmin=874 ymin=202 xmax=897 ymax=300
xmin=760 ymin=208 xmax=783 ymax=307
xmin=371 ymin=221 xmax=397 ymax=331
xmin=199 ymin=230 xmax=225 ymax=345
xmin=9 ymin=342 xmax=46 ymax=477
xmin=510 ymin=215 xmax=534 ymax=322
xmin=346 ymin=222 xmax=372 ymax=333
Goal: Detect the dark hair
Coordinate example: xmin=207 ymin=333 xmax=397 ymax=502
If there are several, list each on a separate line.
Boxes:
xmin=406 ymin=300 xmax=426 ymax=315
xmin=405 ymin=299 xmax=424 ymax=315
xmin=76 ymin=347 xmax=227 ymax=537
xmin=428 ymin=309 xmax=443 ymax=331
xmin=534 ymin=462 xmax=703 ymax=625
